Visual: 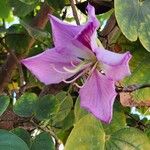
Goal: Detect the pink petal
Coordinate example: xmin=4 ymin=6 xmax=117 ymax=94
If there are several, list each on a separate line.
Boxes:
xmin=49 ymin=15 xmax=95 ymax=60
xmin=79 ymin=69 xmax=117 ymax=123
xmin=95 ymin=47 xmax=132 ymax=81
xmin=21 ymin=48 xmax=80 ymax=85
xmin=49 ymin=15 xmax=85 ymax=47
xmin=75 ymin=4 xmax=100 ymax=50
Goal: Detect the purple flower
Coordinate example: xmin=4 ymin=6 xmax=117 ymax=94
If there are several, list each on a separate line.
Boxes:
xmin=21 ymin=4 xmax=132 ymax=123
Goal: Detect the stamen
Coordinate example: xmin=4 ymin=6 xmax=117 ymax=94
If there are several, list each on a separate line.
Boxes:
xmin=52 ymin=65 xmax=67 ymax=74
xmin=63 ymin=61 xmax=88 ymax=74
xmin=63 ymin=69 xmax=86 ymax=84
xmin=73 ymin=82 xmax=84 ymax=88
xmin=88 ymin=61 xmax=98 ymax=75
xmin=71 ymin=61 xmax=77 ymax=67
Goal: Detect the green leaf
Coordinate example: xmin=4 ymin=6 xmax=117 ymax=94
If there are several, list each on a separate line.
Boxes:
xmin=20 ymin=19 xmax=51 ymax=45
xmin=35 ymin=95 xmax=57 ymax=121
xmin=52 ymin=91 xmax=73 ymax=124
xmin=18 ymin=0 xmax=38 ymax=5
xmin=13 ymin=93 xmax=38 ymax=117
xmin=11 ymin=128 xmax=31 ymax=147
xmin=36 ymin=92 xmax=73 ymax=123
xmin=0 ymin=95 xmax=10 ymax=116
xmin=115 ymin=0 xmax=150 ymax=51
xmin=8 ymin=0 xmax=37 ymax=17
xmin=30 ymin=132 xmax=55 ymax=150
xmin=65 ymin=114 xmax=150 ymax=150
xmin=0 ymin=129 xmax=29 ymax=150
xmin=145 ymin=128 xmax=150 ymax=140
xmin=5 ymin=24 xmax=30 ymax=55
xmin=122 ymin=42 xmax=150 ymax=101
xmin=65 ymin=114 xmax=105 ymax=150
xmin=105 ymin=128 xmax=150 ymax=150
xmin=103 ymin=102 xmax=126 ymax=135
xmin=74 ymin=97 xmax=88 ymax=122
xmin=47 ymin=0 xmax=65 ymax=10
xmin=53 ymin=110 xmax=75 ymax=144
xmin=0 ymin=0 xmax=11 ymax=19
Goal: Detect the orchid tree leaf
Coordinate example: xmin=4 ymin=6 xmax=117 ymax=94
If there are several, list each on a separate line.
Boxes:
xmin=0 ymin=0 xmax=11 ymax=19
xmin=65 ymin=114 xmax=105 ymax=150
xmin=54 ymin=110 xmax=75 ymax=144
xmin=115 ymin=0 xmax=150 ymax=51
xmin=36 ymin=92 xmax=73 ymax=125
xmin=52 ymin=91 xmax=73 ymax=124
xmin=8 ymin=0 xmax=37 ymax=17
xmin=105 ymin=128 xmax=150 ymax=150
xmin=103 ymin=102 xmax=126 ymax=135
xmin=123 ymin=45 xmax=150 ymax=102
xmin=0 ymin=95 xmax=10 ymax=116
xmin=13 ymin=93 xmax=38 ymax=117
xmin=74 ymin=97 xmax=88 ymax=123
xmin=0 ymin=129 xmax=29 ymax=150
xmin=11 ymin=128 xmax=31 ymax=147
xmin=30 ymin=132 xmax=55 ymax=150
xmin=117 ymin=35 xmax=150 ymax=102
xmin=65 ymin=115 xmax=150 ymax=150
xmin=35 ymin=94 xmax=57 ymax=121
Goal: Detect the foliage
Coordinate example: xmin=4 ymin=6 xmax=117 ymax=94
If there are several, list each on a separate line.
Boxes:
xmin=0 ymin=0 xmax=150 ymax=149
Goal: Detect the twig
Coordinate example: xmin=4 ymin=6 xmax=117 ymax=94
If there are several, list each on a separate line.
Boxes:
xmin=69 ymin=0 xmax=80 ymax=25
xmin=117 ymin=83 xmax=150 ymax=93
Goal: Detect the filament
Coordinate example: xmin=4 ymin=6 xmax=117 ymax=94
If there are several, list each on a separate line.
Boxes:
xmin=63 ymin=69 xmax=86 ymax=84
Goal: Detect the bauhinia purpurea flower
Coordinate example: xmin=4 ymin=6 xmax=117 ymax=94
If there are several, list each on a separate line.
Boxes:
xmin=21 ymin=4 xmax=132 ymax=123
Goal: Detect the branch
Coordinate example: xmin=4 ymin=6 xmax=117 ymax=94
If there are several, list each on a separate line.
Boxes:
xmin=117 ymin=83 xmax=150 ymax=93
xmin=70 ymin=0 xmax=80 ymax=25
xmin=0 ymin=2 xmax=53 ymax=94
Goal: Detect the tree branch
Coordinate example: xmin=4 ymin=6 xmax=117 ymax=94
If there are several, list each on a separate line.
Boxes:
xmin=117 ymin=83 xmax=150 ymax=93
xmin=70 ymin=0 xmax=80 ymax=25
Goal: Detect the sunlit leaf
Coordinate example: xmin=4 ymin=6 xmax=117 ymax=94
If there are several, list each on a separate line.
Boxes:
xmin=115 ymin=0 xmax=150 ymax=51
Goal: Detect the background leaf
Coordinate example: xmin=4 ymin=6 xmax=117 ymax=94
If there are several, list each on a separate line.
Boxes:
xmin=0 ymin=0 xmax=11 ymax=19
xmin=105 ymin=128 xmax=150 ymax=150
xmin=115 ymin=0 xmax=150 ymax=51
xmin=8 ymin=0 xmax=37 ymax=17
xmin=0 ymin=129 xmax=29 ymax=150
xmin=30 ymin=132 xmax=55 ymax=150
xmin=11 ymin=128 xmax=31 ymax=147
xmin=121 ymin=40 xmax=150 ymax=102
xmin=65 ymin=114 xmax=105 ymax=150
xmin=13 ymin=93 xmax=38 ymax=117
xmin=0 ymin=95 xmax=10 ymax=116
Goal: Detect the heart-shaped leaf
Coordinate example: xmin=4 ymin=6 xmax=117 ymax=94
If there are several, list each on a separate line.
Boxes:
xmin=115 ymin=0 xmax=150 ymax=51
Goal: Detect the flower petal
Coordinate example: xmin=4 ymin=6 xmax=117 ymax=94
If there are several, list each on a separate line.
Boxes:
xmin=79 ymin=69 xmax=117 ymax=123
xmin=49 ymin=15 xmax=95 ymax=60
xmin=95 ymin=47 xmax=132 ymax=81
xmin=49 ymin=15 xmax=85 ymax=47
xmin=75 ymin=4 xmax=100 ymax=50
xmin=21 ymin=48 xmax=80 ymax=85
